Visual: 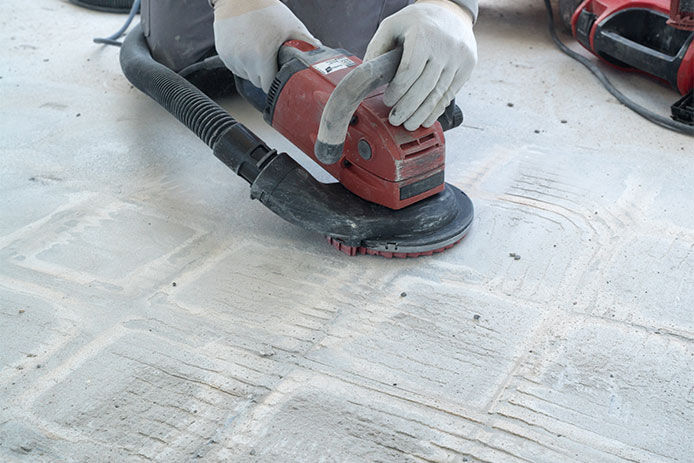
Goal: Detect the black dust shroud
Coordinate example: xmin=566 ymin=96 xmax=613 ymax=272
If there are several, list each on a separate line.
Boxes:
xmin=119 ymin=25 xmax=473 ymax=258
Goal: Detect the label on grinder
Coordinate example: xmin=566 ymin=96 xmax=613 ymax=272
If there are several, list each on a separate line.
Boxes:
xmin=312 ymin=57 xmax=356 ymax=75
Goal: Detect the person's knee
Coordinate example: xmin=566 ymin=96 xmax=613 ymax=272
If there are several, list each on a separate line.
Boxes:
xmin=142 ymin=0 xmax=215 ymax=71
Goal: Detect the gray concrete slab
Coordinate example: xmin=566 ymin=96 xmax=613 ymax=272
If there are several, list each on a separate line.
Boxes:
xmin=1 ymin=0 xmax=692 ymax=462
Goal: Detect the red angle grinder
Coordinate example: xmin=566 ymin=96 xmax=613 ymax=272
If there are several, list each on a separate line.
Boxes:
xmin=238 ymin=40 xmax=462 ymax=210
xmin=121 ymin=26 xmax=474 ymax=258
xmin=230 ymin=40 xmax=473 ymax=257
xmin=570 ymin=0 xmax=694 ymax=123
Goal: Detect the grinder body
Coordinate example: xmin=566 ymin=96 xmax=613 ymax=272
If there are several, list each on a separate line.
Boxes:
xmin=257 ymin=41 xmax=448 ymax=210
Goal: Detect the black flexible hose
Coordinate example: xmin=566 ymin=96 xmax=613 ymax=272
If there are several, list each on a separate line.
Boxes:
xmin=70 ymin=0 xmax=135 ymax=13
xmin=120 ymin=24 xmax=238 ymax=148
xmin=544 ymin=0 xmax=694 ymax=136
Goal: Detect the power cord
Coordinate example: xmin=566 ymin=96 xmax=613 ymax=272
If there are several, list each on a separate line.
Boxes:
xmin=544 ymin=0 xmax=694 ymax=136
xmin=93 ymin=0 xmax=141 ymax=47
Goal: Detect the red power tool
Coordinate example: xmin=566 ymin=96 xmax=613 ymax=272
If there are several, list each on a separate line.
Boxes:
xmin=570 ymin=0 xmax=694 ymax=122
xmin=123 ymin=25 xmax=474 ymax=259
xmin=237 ymin=40 xmax=463 ymax=210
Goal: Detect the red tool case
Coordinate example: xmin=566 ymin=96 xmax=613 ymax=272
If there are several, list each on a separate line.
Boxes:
xmin=571 ymin=0 xmax=694 ymax=95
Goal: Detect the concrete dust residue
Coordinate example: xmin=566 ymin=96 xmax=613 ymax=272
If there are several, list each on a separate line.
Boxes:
xmin=1 ymin=0 xmax=693 ymax=462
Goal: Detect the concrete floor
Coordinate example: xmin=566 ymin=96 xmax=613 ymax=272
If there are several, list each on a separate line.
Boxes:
xmin=1 ymin=0 xmax=693 ymax=461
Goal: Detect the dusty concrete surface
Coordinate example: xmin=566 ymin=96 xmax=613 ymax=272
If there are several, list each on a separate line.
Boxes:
xmin=1 ymin=0 xmax=693 ymax=462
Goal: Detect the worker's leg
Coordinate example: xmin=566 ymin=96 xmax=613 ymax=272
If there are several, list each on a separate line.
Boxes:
xmin=141 ymin=0 xmax=215 ymax=72
xmin=141 ymin=0 xmax=414 ymax=71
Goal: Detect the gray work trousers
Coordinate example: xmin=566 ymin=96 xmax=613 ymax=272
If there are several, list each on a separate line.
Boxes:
xmin=141 ymin=0 xmax=414 ymax=72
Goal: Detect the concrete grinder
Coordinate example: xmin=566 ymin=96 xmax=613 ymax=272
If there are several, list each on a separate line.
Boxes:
xmin=120 ymin=25 xmax=473 ymax=258
xmin=248 ymin=40 xmax=460 ymax=210
xmin=234 ymin=40 xmax=464 ymax=210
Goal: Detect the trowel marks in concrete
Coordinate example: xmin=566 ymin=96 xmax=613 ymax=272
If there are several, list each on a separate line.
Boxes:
xmin=2 ymin=0 xmax=694 ymax=461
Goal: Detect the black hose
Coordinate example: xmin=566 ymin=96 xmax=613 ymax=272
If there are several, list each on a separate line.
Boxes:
xmin=120 ymin=25 xmax=280 ymax=184
xmin=120 ymin=24 xmax=238 ymax=148
xmin=544 ymin=0 xmax=694 ymax=136
xmin=69 ymin=0 xmax=136 ymax=13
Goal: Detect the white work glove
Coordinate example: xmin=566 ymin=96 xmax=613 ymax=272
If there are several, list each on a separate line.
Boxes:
xmin=364 ymin=0 xmax=478 ymax=131
xmin=212 ymin=0 xmax=320 ymax=92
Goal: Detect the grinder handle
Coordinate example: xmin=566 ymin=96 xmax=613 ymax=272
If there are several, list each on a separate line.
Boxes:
xmin=315 ymin=47 xmax=462 ymax=165
xmin=315 ymin=48 xmax=403 ymax=165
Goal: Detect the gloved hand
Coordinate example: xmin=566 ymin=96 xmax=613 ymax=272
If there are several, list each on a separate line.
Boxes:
xmin=364 ymin=0 xmax=477 ymax=131
xmin=212 ymin=0 xmax=320 ymax=92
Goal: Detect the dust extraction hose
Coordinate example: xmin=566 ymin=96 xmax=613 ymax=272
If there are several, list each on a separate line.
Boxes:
xmin=120 ymin=24 xmax=237 ymax=148
xmin=70 ymin=0 xmax=135 ymax=13
xmin=120 ymin=24 xmax=279 ymax=184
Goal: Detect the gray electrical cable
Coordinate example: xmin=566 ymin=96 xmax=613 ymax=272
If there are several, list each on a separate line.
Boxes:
xmin=93 ymin=0 xmax=141 ymax=47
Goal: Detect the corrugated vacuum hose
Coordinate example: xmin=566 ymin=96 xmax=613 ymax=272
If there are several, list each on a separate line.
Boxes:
xmin=69 ymin=0 xmax=137 ymax=14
